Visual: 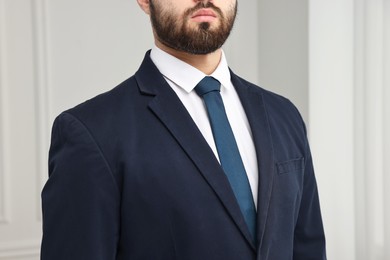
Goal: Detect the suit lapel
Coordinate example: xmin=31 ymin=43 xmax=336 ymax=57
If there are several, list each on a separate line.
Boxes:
xmin=230 ymin=72 xmax=275 ymax=251
xmin=134 ymin=52 xmax=256 ymax=250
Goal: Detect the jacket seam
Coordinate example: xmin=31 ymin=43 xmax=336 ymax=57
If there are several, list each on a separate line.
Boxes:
xmin=61 ymin=111 xmax=121 ymax=195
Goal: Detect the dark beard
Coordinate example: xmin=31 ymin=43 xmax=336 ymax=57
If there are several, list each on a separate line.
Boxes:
xmin=149 ymin=1 xmax=237 ymax=55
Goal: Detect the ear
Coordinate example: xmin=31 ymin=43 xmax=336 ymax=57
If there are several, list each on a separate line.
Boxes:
xmin=137 ymin=0 xmax=151 ymax=15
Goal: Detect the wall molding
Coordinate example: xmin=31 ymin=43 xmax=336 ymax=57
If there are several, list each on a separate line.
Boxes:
xmin=353 ymin=0 xmax=367 ymax=258
xmin=383 ymin=1 xmax=390 ymax=258
xmin=0 ymin=240 xmax=40 ymax=259
xmin=31 ymin=0 xmax=51 ymax=221
xmin=354 ymin=0 xmax=387 ymax=259
xmin=0 ymin=0 xmax=9 ymax=225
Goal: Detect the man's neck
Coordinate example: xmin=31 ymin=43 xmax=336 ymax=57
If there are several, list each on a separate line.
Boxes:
xmin=155 ymin=40 xmax=222 ymax=75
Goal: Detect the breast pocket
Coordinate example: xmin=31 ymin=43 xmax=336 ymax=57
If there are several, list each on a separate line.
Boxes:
xmin=276 ymin=157 xmax=305 ymax=175
xmin=273 ymin=158 xmax=305 ymax=206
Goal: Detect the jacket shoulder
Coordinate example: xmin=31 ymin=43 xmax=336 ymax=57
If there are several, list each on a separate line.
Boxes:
xmin=233 ymin=74 xmax=307 ymax=139
xmin=235 ymin=75 xmax=302 ymax=119
xmin=63 ymin=75 xmax=139 ymax=120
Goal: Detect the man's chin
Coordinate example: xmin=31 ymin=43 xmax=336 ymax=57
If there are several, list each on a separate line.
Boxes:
xmin=186 ymin=20 xmax=221 ymax=31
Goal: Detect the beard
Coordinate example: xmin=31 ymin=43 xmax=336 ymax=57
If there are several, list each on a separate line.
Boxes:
xmin=149 ymin=1 xmax=237 ymax=55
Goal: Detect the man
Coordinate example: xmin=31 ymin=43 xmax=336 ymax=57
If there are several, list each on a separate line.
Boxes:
xmin=41 ymin=0 xmax=326 ymax=259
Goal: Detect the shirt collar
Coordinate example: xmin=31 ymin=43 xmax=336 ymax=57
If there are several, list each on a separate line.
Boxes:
xmin=150 ymin=46 xmax=232 ymax=93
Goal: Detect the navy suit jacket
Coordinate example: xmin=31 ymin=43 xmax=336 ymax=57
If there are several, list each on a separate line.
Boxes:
xmin=41 ymin=51 xmax=326 ymax=259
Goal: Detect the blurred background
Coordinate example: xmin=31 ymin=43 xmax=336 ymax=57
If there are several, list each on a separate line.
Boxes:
xmin=0 ymin=0 xmax=389 ymax=259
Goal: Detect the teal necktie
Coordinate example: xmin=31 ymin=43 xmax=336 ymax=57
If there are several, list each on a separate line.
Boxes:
xmin=195 ymin=76 xmax=256 ymax=241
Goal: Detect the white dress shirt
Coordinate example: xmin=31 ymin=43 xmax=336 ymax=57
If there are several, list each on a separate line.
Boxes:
xmin=150 ymin=46 xmax=259 ymax=207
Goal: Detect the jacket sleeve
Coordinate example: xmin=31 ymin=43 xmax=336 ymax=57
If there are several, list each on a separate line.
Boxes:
xmin=41 ymin=112 xmax=120 ymax=260
xmin=293 ymin=124 xmax=327 ymax=259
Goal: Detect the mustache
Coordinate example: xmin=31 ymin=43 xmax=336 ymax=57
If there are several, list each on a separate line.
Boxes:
xmin=184 ymin=2 xmax=224 ymax=19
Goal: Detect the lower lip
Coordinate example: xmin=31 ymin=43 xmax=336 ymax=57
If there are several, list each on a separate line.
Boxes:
xmin=191 ymin=16 xmax=217 ymax=22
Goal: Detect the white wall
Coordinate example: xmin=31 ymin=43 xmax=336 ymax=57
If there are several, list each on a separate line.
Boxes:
xmin=309 ymin=0 xmax=390 ymax=259
xmin=309 ymin=1 xmax=356 ymax=258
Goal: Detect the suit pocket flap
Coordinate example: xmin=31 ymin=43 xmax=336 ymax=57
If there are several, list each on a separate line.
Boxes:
xmin=276 ymin=157 xmax=304 ymax=175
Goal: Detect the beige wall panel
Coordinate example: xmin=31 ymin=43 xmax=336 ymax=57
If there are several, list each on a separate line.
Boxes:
xmin=0 ymin=0 xmax=8 ymax=225
xmin=257 ymin=0 xmax=308 ymax=122
xmin=0 ymin=0 xmax=43 ymax=259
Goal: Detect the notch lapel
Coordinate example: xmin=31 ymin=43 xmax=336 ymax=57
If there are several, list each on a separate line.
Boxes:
xmin=134 ymin=52 xmax=256 ymax=250
xmin=231 ymin=72 xmax=275 ymax=252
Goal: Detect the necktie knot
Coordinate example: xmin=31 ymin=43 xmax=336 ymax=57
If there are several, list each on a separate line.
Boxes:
xmin=194 ymin=76 xmax=221 ymax=96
